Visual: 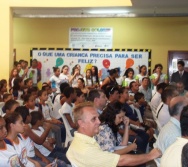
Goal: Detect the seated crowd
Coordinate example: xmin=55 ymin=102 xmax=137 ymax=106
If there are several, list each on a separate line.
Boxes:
xmin=0 ymin=59 xmax=188 ymax=167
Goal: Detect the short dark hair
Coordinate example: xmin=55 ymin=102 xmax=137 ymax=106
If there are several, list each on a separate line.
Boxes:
xmin=4 ymin=100 xmax=18 ymax=111
xmin=15 ymin=106 xmax=29 ymax=123
xmin=30 ymin=111 xmax=43 ymax=126
xmin=154 ymin=63 xmax=163 ymax=70
xmin=180 ymin=105 xmax=188 ymax=137
xmin=75 ymin=88 xmax=84 ymax=97
xmin=156 ymin=82 xmax=168 ymax=91
xmin=63 ymin=87 xmax=75 ymax=98
xmin=27 ymin=87 xmax=38 ymax=94
xmin=87 ymin=89 xmax=104 ymax=102
xmin=107 ymin=69 xmax=117 ymax=76
xmin=134 ymin=92 xmax=144 ymax=102
xmin=60 ymin=82 xmax=70 ymax=93
xmin=38 ymin=90 xmax=46 ymax=97
xmin=161 ymin=88 xmax=176 ymax=103
xmin=182 ymin=143 xmax=188 ymax=167
xmin=3 ymin=93 xmax=12 ymax=100
xmin=23 ymin=94 xmax=33 ymax=103
xmin=129 ymin=81 xmax=136 ymax=90
xmin=119 ymin=87 xmax=128 ymax=94
xmin=178 ymin=60 xmax=185 ymax=67
xmin=105 ymin=86 xmax=119 ymax=99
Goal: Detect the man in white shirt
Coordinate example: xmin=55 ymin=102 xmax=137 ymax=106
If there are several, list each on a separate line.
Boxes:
xmin=160 ymin=105 xmax=188 ymax=167
xmin=154 ymin=96 xmax=188 ymax=164
xmin=150 ymin=82 xmax=168 ymax=117
xmin=156 ymin=88 xmax=179 ymax=128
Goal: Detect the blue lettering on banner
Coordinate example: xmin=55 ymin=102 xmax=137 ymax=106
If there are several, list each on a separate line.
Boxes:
xmin=115 ymin=54 xmax=128 ymax=58
xmin=67 ymin=53 xmax=88 ymax=57
xmin=38 ymin=52 xmax=41 ymax=56
xmin=131 ymin=54 xmax=142 ymax=58
xmin=55 ymin=52 xmax=65 ymax=57
xmin=78 ymin=59 xmax=97 ymax=63
xmin=42 ymin=52 xmax=53 ymax=56
xmin=90 ymin=54 xmax=112 ymax=58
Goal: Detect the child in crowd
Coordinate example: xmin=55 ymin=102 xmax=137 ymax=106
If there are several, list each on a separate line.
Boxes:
xmin=42 ymin=84 xmax=53 ymax=112
xmin=27 ymin=87 xmax=39 ymax=106
xmin=0 ymin=79 xmax=8 ymax=102
xmin=52 ymin=82 xmax=69 ymax=121
xmin=84 ymin=69 xmax=94 ymax=89
xmin=25 ymin=78 xmax=33 ymax=89
xmin=69 ymin=66 xmax=83 ymax=87
xmin=24 ymin=94 xmax=39 ymax=113
xmin=91 ymin=65 xmax=100 ymax=87
xmin=77 ymin=78 xmax=89 ymax=96
xmin=74 ymin=88 xmax=85 ymax=106
xmin=0 ymin=94 xmax=13 ymax=115
xmin=135 ymin=65 xmax=148 ymax=85
xmin=59 ymin=65 xmax=70 ymax=84
xmin=9 ymin=68 xmax=19 ymax=88
xmin=60 ymin=87 xmax=77 ymax=136
xmin=12 ymin=77 xmax=24 ymax=100
xmin=122 ymin=68 xmax=136 ymax=88
xmin=38 ymin=89 xmax=66 ymax=145
xmin=5 ymin=112 xmax=37 ymax=167
xmin=0 ymin=115 xmax=21 ymax=166
xmin=49 ymin=67 xmax=61 ymax=94
xmin=31 ymin=111 xmax=70 ymax=167
xmin=15 ymin=106 xmax=60 ymax=167
xmin=3 ymin=99 xmax=19 ymax=115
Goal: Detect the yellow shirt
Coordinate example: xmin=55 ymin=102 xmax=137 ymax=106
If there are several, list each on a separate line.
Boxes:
xmin=66 ymin=132 xmax=120 ymax=167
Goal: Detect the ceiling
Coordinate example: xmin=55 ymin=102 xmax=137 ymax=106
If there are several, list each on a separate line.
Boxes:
xmin=13 ymin=0 xmax=188 ymax=18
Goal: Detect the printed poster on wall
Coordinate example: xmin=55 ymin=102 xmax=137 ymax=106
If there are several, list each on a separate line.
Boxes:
xmin=69 ymin=27 xmax=113 ymax=48
xmin=32 ymin=49 xmax=150 ymax=83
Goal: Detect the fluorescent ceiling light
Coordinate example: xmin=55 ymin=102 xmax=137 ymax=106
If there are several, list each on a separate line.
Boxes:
xmin=89 ymin=10 xmax=129 ymax=14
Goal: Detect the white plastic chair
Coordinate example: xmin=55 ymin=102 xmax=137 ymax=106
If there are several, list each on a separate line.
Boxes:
xmin=16 ymin=100 xmax=23 ymax=106
xmin=0 ymin=102 xmax=4 ymax=116
xmin=58 ymin=109 xmax=73 ymax=147
xmin=71 ymin=163 xmax=78 ymax=167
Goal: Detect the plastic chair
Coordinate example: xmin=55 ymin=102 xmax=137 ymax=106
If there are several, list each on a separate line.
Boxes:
xmin=0 ymin=102 xmax=4 ymax=109
xmin=71 ymin=163 xmax=78 ymax=167
xmin=16 ymin=100 xmax=23 ymax=106
xmin=58 ymin=109 xmax=73 ymax=147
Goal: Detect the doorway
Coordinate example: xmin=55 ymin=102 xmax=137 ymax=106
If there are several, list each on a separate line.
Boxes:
xmin=168 ymin=51 xmax=188 ymax=81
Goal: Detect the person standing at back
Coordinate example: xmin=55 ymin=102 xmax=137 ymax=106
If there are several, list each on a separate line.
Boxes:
xmin=171 ymin=60 xmax=188 ymax=90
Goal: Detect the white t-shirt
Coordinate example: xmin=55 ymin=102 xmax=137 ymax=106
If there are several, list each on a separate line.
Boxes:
xmin=32 ymin=127 xmax=51 ymax=156
xmin=71 ymin=75 xmax=83 ymax=87
xmin=19 ymin=134 xmax=35 ymax=158
xmin=50 ymin=75 xmax=61 ymax=93
xmin=0 ymin=139 xmax=21 ymax=167
xmin=59 ymin=73 xmax=69 ymax=83
xmin=28 ymin=106 xmax=39 ymax=113
xmin=40 ymin=104 xmax=52 ymax=120
xmin=84 ymin=78 xmax=93 ymax=87
xmin=135 ymin=74 xmax=148 ymax=84
xmin=60 ymin=102 xmax=74 ymax=131
xmin=123 ymin=78 xmax=136 ymax=87
xmin=52 ymin=94 xmax=62 ymax=119
xmin=27 ymin=67 xmax=38 ymax=85
xmin=12 ymin=135 xmax=35 ymax=167
xmin=156 ymin=102 xmax=170 ymax=128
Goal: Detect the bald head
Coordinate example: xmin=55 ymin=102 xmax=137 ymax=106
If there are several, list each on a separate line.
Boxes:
xmin=169 ymin=96 xmax=188 ymax=117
